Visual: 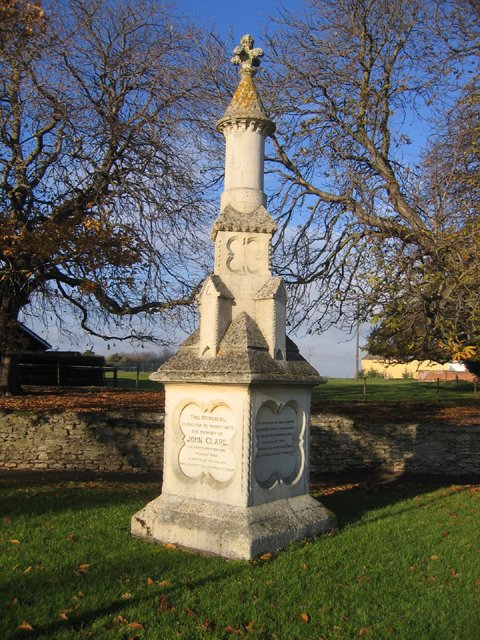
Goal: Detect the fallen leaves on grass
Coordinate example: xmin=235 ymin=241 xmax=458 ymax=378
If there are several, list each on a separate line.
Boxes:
xmin=300 ymin=612 xmax=310 ymax=623
xmin=313 ymin=401 xmax=480 ymax=425
xmin=224 ymin=625 xmax=243 ymax=635
xmin=200 ymin=619 xmax=214 ymax=631
xmin=128 ymin=622 xmax=145 ymax=630
xmin=0 ymin=387 xmax=165 ymax=412
xmin=75 ymin=563 xmax=92 ymax=575
xmin=7 ymin=539 xmax=21 ymax=544
xmin=113 ymin=616 xmax=144 ymax=631
xmin=2 ymin=389 xmax=478 ymax=424
xmin=157 ymin=579 xmax=172 ymax=588
xmin=359 ymin=628 xmax=369 ymax=636
xmin=59 ymin=608 xmax=75 ymax=621
xmin=17 ymin=622 xmax=34 ymax=631
xmin=322 ymin=483 xmax=360 ymax=496
xmin=158 ymin=594 xmax=172 ymax=611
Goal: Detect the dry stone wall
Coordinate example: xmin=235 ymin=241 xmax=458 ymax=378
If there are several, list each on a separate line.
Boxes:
xmin=0 ymin=410 xmax=479 ymax=476
xmin=310 ymin=414 xmax=480 ymax=476
xmin=0 ymin=411 xmax=164 ymax=474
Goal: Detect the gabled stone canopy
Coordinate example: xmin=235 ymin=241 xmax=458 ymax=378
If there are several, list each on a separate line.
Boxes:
xmin=255 ymin=275 xmax=286 ymax=300
xmin=156 ymin=312 xmax=322 ymax=384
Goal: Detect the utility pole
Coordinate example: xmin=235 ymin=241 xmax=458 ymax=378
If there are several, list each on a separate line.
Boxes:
xmin=354 ymin=300 xmax=360 ymax=381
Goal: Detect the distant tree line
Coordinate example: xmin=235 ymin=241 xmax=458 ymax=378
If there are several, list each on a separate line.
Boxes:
xmin=105 ymin=350 xmax=174 ymax=368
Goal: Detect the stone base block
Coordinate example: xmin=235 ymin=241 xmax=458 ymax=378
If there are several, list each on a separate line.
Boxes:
xmin=131 ymin=494 xmax=336 ymax=560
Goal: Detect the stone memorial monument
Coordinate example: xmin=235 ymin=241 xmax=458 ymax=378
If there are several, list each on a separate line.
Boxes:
xmin=131 ymin=35 xmax=336 ymax=559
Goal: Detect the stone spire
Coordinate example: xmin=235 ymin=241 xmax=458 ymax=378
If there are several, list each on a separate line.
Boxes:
xmin=151 ymin=34 xmax=321 ymax=379
xmin=134 ymin=34 xmax=332 ymax=562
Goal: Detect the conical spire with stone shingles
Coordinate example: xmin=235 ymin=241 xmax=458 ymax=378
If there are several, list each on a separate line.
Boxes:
xmin=216 ymin=34 xmax=275 ymax=136
xmin=216 ymin=73 xmax=275 ymax=134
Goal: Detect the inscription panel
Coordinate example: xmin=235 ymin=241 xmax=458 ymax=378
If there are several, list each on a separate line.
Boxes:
xmin=178 ymin=403 xmax=236 ymax=482
xmin=254 ymin=401 xmax=302 ymax=488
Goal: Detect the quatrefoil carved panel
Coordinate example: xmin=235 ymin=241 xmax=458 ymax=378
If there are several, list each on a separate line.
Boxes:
xmin=226 ymin=236 xmax=262 ymax=274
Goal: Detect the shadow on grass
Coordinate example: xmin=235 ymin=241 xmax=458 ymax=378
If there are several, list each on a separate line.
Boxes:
xmin=2 ymin=541 xmax=246 ymax=640
xmin=0 ymin=480 xmax=160 ymax=519
xmin=3 ymin=477 xmax=479 ymax=638
xmin=313 ymin=476 xmax=477 ymax=529
xmin=3 ymin=474 xmax=476 ymax=537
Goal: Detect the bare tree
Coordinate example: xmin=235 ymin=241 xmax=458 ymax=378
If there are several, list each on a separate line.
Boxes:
xmin=367 ymin=80 xmax=480 ymax=362
xmin=0 ymin=0 xmax=219 ymax=393
xmin=264 ymin=0 xmax=479 ymax=362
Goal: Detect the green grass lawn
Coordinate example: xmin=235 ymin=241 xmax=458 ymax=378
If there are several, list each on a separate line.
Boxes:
xmin=104 ymin=371 xmax=162 ymax=391
xmin=1 ymin=479 xmax=479 ymax=639
xmin=313 ymin=377 xmax=478 ymax=403
xmin=106 ymin=372 xmax=478 ymax=404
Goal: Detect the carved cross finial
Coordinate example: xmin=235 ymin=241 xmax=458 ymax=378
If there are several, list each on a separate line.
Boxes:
xmin=231 ymin=34 xmax=264 ymax=76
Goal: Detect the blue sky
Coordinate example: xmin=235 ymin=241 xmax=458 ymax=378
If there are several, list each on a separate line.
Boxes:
xmin=32 ymin=0 xmax=366 ymax=377
xmin=174 ymin=0 xmax=302 ymax=40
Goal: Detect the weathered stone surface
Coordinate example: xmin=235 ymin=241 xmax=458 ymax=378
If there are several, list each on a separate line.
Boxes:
xmin=309 ymin=414 xmax=480 ymax=476
xmin=211 ymin=204 xmax=277 ymax=239
xmin=1 ymin=410 xmax=479 ymax=476
xmin=151 ymin=329 xmax=322 ymax=385
xmin=0 ymin=411 xmax=164 ymax=474
xmin=216 ymin=70 xmax=275 ymax=137
xmin=132 ymin=493 xmax=335 ymax=560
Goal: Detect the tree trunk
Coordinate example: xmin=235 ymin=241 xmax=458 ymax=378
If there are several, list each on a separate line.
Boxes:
xmin=0 ymin=289 xmax=26 ymax=395
xmin=0 ymin=353 xmax=21 ymax=396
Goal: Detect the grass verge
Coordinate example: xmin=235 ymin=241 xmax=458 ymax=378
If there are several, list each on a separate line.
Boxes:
xmin=1 ymin=479 xmax=479 ymax=639
xmin=313 ymin=377 xmax=478 ymax=403
xmin=105 ymin=373 xmax=478 ymax=403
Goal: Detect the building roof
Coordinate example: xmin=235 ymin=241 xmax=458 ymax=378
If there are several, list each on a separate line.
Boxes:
xmin=18 ymin=322 xmax=51 ymax=351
